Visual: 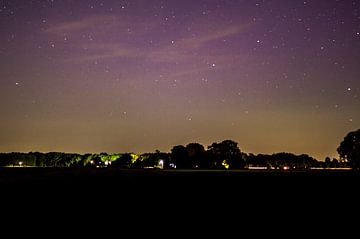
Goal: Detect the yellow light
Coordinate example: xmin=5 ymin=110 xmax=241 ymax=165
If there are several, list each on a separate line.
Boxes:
xmin=130 ymin=153 xmax=140 ymax=163
xmin=222 ymin=160 xmax=229 ymax=169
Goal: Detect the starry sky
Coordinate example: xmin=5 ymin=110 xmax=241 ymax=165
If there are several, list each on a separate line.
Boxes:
xmin=1 ymin=0 xmax=359 ymax=159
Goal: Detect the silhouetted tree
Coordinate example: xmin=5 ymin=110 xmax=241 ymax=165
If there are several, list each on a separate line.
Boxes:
xmin=86 ymin=154 xmax=103 ymax=167
xmin=171 ymin=145 xmax=191 ymax=169
xmin=247 ymin=154 xmax=273 ymax=169
xmin=332 ymin=158 xmax=340 ymax=168
xmin=112 ymin=153 xmax=133 ymax=168
xmin=297 ymin=154 xmax=317 ymax=169
xmin=207 ymin=140 xmax=245 ymax=169
xmin=136 ymin=151 xmax=169 ymax=168
xmin=186 ymin=143 xmax=207 ymax=168
xmin=338 ymin=129 xmax=360 ymax=170
xmin=325 ymin=157 xmax=331 ymax=168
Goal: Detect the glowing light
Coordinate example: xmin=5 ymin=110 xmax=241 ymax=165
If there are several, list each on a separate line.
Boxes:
xmin=130 ymin=153 xmax=140 ymax=163
xmin=158 ymin=160 xmax=164 ymax=169
xmin=222 ymin=160 xmax=230 ymax=169
xmin=248 ymin=166 xmax=267 ymax=170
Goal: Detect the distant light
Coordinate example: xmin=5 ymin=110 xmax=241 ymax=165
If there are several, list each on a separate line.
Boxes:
xmin=283 ymin=166 xmax=289 ymax=170
xmin=159 ymin=160 xmax=164 ymax=169
xmin=15 ymin=82 xmax=19 ymax=86
xmin=212 ymin=63 xmax=216 ymax=67
xmin=248 ymin=166 xmax=267 ymax=170
xmin=347 ymin=87 xmax=351 ymax=91
xmin=19 ymin=161 xmax=23 ymax=166
xmin=222 ymin=160 xmax=230 ymax=169
xmin=90 ymin=160 xmax=94 ymax=164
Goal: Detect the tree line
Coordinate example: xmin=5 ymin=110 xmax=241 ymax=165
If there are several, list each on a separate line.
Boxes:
xmin=0 ymin=129 xmax=359 ymax=170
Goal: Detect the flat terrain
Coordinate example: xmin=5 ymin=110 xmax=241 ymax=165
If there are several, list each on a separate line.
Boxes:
xmin=1 ymin=168 xmax=358 ymax=221
xmin=1 ymin=168 xmax=359 ymax=197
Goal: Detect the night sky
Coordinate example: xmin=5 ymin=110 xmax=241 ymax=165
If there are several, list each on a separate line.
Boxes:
xmin=1 ymin=0 xmax=359 ymax=160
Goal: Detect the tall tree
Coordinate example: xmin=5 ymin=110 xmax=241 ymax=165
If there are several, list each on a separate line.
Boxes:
xmin=186 ymin=143 xmax=206 ymax=168
xmin=112 ymin=153 xmax=133 ymax=168
xmin=207 ymin=140 xmax=245 ymax=169
xmin=171 ymin=145 xmax=191 ymax=169
xmin=338 ymin=129 xmax=360 ymax=170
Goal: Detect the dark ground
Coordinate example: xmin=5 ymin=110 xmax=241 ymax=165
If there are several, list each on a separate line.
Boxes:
xmin=1 ymin=168 xmax=359 ymax=232
xmin=1 ymin=168 xmax=359 ymax=201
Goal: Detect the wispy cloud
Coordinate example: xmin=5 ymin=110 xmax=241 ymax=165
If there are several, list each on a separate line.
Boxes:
xmin=160 ymin=54 xmax=247 ymax=80
xmin=72 ymin=43 xmax=142 ymax=61
xmin=45 ymin=14 xmax=249 ymax=64
xmin=45 ymin=14 xmax=155 ymax=36
xmin=146 ymin=24 xmax=247 ymax=63
xmin=147 ymin=48 xmax=192 ymax=62
xmin=45 ymin=15 xmax=121 ymax=33
xmin=180 ymin=25 xmax=247 ymax=49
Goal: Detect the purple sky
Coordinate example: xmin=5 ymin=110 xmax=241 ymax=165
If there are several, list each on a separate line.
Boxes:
xmin=1 ymin=0 xmax=359 ymax=159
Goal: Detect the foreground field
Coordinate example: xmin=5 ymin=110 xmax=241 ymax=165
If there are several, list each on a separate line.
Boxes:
xmin=1 ymin=168 xmax=359 ymax=195
xmin=1 ymin=168 xmax=358 ymax=222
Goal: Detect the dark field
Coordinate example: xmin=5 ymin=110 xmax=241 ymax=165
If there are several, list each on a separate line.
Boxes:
xmin=1 ymin=168 xmax=359 ymax=225
xmin=1 ymin=168 xmax=359 ymax=199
